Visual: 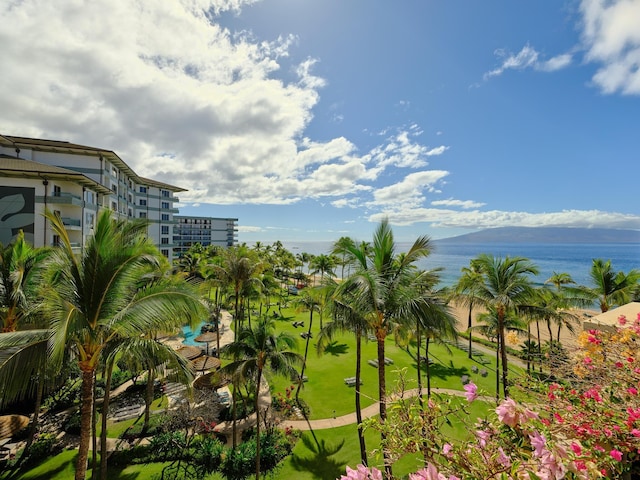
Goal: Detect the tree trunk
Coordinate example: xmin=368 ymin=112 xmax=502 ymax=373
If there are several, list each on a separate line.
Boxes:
xmin=376 ymin=331 xmax=392 ymax=479
xmin=546 ymin=318 xmax=553 ymax=344
xmin=255 ymin=369 xmax=263 ymax=480
xmin=295 ymin=310 xmax=313 ymax=402
xmin=468 ymin=305 xmax=473 ymax=359
xmin=416 ymin=323 xmax=422 ymax=402
xmin=19 ymin=373 xmax=44 ymax=465
xmin=232 ymin=380 xmax=238 ymax=449
xmin=426 ymin=337 xmax=432 ymax=398
xmin=100 ymin=360 xmax=114 ymax=480
xmin=76 ymin=367 xmax=95 ymax=480
xmin=355 ymin=327 xmax=367 ymax=466
xmin=500 ymin=317 xmax=509 ymax=399
xmin=536 ymin=320 xmax=542 ymax=372
xmin=495 ymin=335 xmax=500 ymax=403
xmin=92 ymin=377 xmax=97 ymax=472
xmin=144 ymin=367 xmax=155 ymax=432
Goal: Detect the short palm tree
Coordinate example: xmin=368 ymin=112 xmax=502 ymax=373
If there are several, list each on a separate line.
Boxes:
xmin=451 ymin=259 xmax=484 ymax=359
xmin=220 ymin=318 xmax=301 ymax=480
xmin=472 ymin=254 xmax=538 ymax=399
xmin=37 ymin=210 xmax=205 ymax=480
xmin=582 ymin=259 xmax=640 ymax=312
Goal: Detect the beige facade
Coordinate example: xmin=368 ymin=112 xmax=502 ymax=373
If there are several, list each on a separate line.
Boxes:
xmin=0 ymin=135 xmax=185 ymax=260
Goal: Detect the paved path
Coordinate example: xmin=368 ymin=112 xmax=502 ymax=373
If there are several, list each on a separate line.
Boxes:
xmin=279 ymin=388 xmax=495 ymax=431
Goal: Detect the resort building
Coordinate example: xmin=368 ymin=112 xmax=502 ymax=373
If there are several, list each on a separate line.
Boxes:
xmin=173 ymin=215 xmax=238 ymax=256
xmin=0 ymin=134 xmax=185 ymax=260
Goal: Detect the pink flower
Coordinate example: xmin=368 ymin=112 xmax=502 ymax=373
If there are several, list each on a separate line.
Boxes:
xmin=463 ymin=382 xmax=478 ymax=402
xmin=529 ymin=430 xmax=547 ymax=458
xmin=341 ymin=465 xmax=383 ymax=480
xmin=442 ymin=443 xmax=453 ymax=457
xmin=571 ymin=442 xmax=582 ymax=455
xmin=619 ymin=315 xmax=627 ymax=325
xmin=497 ymin=447 xmax=511 ymax=467
xmin=496 ymin=398 xmax=519 ymax=427
xmin=475 ymin=429 xmax=491 ymax=448
xmin=409 ymin=463 xmax=456 ymax=480
xmin=630 ymin=387 xmax=639 ymax=396
xmin=610 ymin=449 xmax=623 ymax=461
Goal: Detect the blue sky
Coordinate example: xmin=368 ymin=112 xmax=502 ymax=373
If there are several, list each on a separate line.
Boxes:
xmin=1 ymin=0 xmax=639 ymax=243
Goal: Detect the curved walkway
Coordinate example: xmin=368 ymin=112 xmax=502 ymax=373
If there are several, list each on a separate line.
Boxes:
xmin=279 ymin=388 xmax=495 ymax=431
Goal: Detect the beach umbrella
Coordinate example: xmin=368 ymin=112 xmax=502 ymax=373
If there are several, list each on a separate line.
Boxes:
xmin=192 ymin=355 xmax=221 ymax=373
xmin=194 ymin=331 xmax=218 ymax=355
xmin=175 ymin=345 xmax=202 ymax=360
xmin=193 ymin=371 xmax=231 ymax=391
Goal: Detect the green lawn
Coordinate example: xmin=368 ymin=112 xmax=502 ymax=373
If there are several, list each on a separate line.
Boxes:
xmin=6 ymin=299 xmax=526 ymax=479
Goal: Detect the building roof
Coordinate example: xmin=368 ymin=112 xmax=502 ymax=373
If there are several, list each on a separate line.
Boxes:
xmin=583 ymin=302 xmax=640 ymax=332
xmin=138 ymin=176 xmax=187 ymax=193
xmin=0 ymin=155 xmax=112 ymax=195
xmin=1 ymin=135 xmax=186 ymax=192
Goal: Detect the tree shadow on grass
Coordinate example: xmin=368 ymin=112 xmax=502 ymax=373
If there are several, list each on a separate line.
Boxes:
xmin=289 ymin=432 xmax=346 ymax=480
xmin=408 ymin=360 xmax=469 ymax=382
xmin=321 ymin=341 xmax=349 ymax=357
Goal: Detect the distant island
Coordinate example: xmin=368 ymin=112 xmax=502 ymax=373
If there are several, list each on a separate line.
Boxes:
xmin=437 ymin=227 xmax=640 ymax=244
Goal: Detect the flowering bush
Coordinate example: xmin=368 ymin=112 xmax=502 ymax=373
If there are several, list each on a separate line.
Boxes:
xmin=339 ymin=311 xmax=640 ymax=479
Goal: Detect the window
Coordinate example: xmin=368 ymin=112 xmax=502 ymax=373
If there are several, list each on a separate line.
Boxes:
xmin=161 ymin=238 xmax=169 ymax=245
xmin=161 ymin=226 xmax=169 ymax=235
xmin=112 ymin=167 xmax=118 ymax=177
xmin=139 ymin=186 xmax=147 ymax=193
xmin=162 ymin=190 xmax=170 ymax=198
xmin=161 ymin=201 xmax=170 ymax=209
xmin=111 ymin=184 xmax=117 ymax=194
xmin=139 ymin=199 xmax=147 ymax=206
xmin=111 ymin=202 xmax=117 ymax=211
xmin=53 ymin=235 xmax=60 ymax=247
xmin=85 ymin=212 xmax=94 ymax=227
xmin=139 ymin=212 xmax=147 ymax=218
xmin=161 ymin=214 xmax=169 ymax=221
xmin=161 ymin=249 xmax=169 ymax=258
xmin=53 ymin=185 xmax=61 ymax=196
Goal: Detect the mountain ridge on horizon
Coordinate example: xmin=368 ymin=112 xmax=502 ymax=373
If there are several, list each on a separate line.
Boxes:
xmin=436 ymin=227 xmax=640 ymax=244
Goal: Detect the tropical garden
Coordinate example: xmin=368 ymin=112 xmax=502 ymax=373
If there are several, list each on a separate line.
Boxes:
xmin=0 ymin=212 xmax=639 ymax=479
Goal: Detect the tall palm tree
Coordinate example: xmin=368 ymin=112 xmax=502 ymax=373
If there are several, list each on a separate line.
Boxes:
xmin=331 ymin=236 xmax=356 ymax=279
xmin=35 ymin=210 xmax=205 ymax=480
xmin=472 ymin=254 xmax=538 ymax=399
xmin=214 ymin=246 xmax=264 ymax=332
xmin=220 ymin=318 xmax=301 ymax=480
xmin=318 ymin=277 xmax=371 ymax=466
xmin=340 ymin=219 xmax=435 ymax=478
xmin=292 ymin=289 xmax=320 ymax=402
xmin=309 ymin=254 xmax=336 ymax=285
xmin=451 ymin=259 xmax=484 ymax=359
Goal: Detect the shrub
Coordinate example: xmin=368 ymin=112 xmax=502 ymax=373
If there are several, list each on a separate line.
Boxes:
xmin=21 ymin=433 xmax=61 ymax=467
xmin=62 ymin=411 xmax=81 ymax=435
xmin=220 ymin=440 xmax=256 ymax=480
xmin=192 ymin=435 xmax=225 ymax=473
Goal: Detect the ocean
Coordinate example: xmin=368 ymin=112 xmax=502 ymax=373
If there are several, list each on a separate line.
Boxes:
xmin=280 ymin=240 xmax=640 ymax=288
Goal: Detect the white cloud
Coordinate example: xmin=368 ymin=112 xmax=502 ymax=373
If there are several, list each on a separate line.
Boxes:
xmin=369 ymin=171 xmax=449 ymax=208
xmin=237 ymin=225 xmax=264 ymax=233
xmin=580 ymin=0 xmax=640 ymax=94
xmin=484 ymin=45 xmax=573 ymax=80
xmin=431 ymin=199 xmax=486 ymax=209
xmin=369 ymin=207 xmax=640 ymax=230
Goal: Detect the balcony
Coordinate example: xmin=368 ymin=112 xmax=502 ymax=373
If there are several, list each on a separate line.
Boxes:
xmin=45 ymin=192 xmax=84 ymax=207
xmin=61 ymin=217 xmax=81 ymax=229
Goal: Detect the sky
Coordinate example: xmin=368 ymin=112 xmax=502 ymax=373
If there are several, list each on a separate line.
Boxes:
xmin=1 ymin=0 xmax=640 ymax=243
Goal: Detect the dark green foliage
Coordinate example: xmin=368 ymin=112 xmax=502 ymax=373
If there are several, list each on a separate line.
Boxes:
xmin=220 ymin=440 xmax=256 ymax=480
xmin=191 ymin=436 xmax=225 ymax=473
xmin=20 ymin=433 xmax=61 ymax=468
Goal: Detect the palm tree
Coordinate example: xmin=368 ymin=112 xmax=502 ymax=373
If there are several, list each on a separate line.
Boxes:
xmin=214 ymin=246 xmax=264 ymax=332
xmin=475 ymin=306 xmax=526 ymax=401
xmin=309 ymin=254 xmax=336 ymax=285
xmin=292 ymin=289 xmax=320 ymax=402
xmin=451 ymin=259 xmax=484 ymax=359
xmin=36 ymin=210 xmax=205 ymax=480
xmin=340 ymin=218 xmax=435 ymax=478
xmin=472 ymin=254 xmax=538 ymax=399
xmin=220 ymin=318 xmax=301 ymax=480
xmin=0 ymin=230 xmax=49 ymax=333
xmin=331 ymin=236 xmax=356 ymax=279
xmin=580 ymin=259 xmax=640 ymax=312
xmin=318 ymin=277 xmax=371 ymax=466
